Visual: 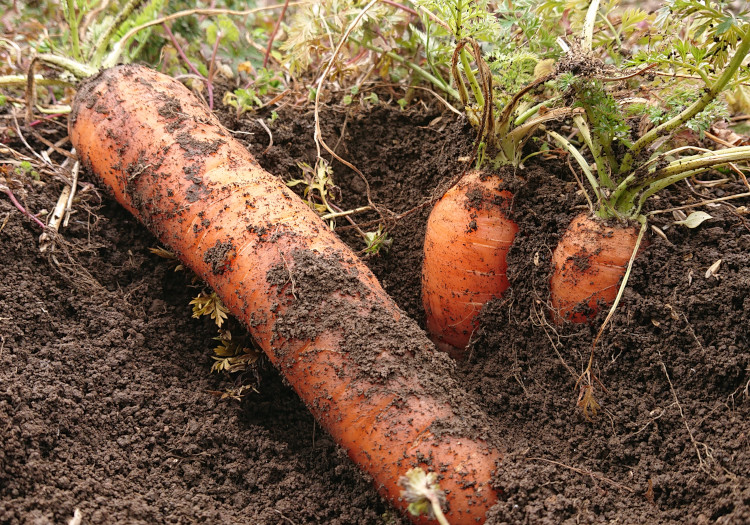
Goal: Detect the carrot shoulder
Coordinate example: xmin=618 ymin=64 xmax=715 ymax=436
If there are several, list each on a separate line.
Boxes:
xmin=69 ymin=65 xmax=501 ymax=524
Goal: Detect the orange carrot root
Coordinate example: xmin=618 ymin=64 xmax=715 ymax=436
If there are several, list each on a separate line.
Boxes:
xmin=422 ymin=171 xmax=518 ymax=359
xmin=69 ymin=65 xmax=501 ymax=524
xmin=550 ymin=213 xmax=643 ymax=324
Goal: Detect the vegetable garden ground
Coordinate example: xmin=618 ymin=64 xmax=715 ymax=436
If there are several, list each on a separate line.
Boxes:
xmin=2 ymin=98 xmax=748 ymax=524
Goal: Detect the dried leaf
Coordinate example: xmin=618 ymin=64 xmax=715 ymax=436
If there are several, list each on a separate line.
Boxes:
xmin=710 ymin=124 xmax=749 ymax=146
xmin=645 ymin=478 xmax=655 ymax=505
xmin=674 ymin=211 xmax=712 ymax=229
xmin=705 ymin=259 xmax=722 ymax=278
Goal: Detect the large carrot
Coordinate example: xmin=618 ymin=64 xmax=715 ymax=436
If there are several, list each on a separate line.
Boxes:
xmin=69 ymin=64 xmax=500 ymax=524
xmin=422 ymin=171 xmax=518 ymax=359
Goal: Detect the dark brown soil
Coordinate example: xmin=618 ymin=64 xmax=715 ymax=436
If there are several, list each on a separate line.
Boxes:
xmin=2 ymin=96 xmax=748 ymax=524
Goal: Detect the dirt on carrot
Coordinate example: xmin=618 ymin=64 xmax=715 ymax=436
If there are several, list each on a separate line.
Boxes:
xmin=1 ymin=87 xmax=749 ymax=525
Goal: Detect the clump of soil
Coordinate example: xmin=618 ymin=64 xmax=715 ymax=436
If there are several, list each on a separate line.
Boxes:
xmin=2 ymin=97 xmax=748 ymax=524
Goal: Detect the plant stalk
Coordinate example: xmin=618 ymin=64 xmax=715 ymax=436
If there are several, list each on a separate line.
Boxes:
xmin=653 ymin=146 xmax=750 ymax=179
xmin=36 ymin=54 xmax=97 ymax=79
xmin=548 ymin=129 xmax=602 ymax=204
xmin=611 ymin=146 xmax=750 ymax=216
xmin=621 ymin=25 xmax=750 ymax=174
xmin=573 ymin=113 xmax=611 ymax=188
xmin=0 ymin=75 xmax=72 ymax=88
xmin=460 ymin=47 xmax=484 ymax=107
xmin=582 ymin=0 xmax=601 ymax=52
xmin=65 ymin=0 xmax=82 ymax=61
xmin=352 ymin=38 xmax=459 ymax=101
xmin=89 ymin=0 xmax=146 ymax=66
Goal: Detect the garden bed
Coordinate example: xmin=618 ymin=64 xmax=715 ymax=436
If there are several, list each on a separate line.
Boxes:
xmin=1 ymin=99 xmax=748 ymax=524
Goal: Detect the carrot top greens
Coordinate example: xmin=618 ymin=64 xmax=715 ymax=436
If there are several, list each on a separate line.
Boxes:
xmin=550 ymin=0 xmax=750 ymax=220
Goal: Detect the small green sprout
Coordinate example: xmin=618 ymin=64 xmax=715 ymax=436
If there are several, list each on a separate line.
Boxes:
xmin=398 ymin=467 xmax=449 ymax=525
xmin=15 ymin=161 xmax=40 ymax=181
xmin=287 ymin=160 xmax=340 ymax=217
xmin=224 ymin=68 xmax=283 ymax=115
xmin=363 ymin=226 xmax=392 ymax=255
xmin=223 ymin=88 xmax=262 ymax=115
xmin=190 ymin=291 xmax=229 ymax=328
xmin=211 ymin=330 xmax=261 ymax=374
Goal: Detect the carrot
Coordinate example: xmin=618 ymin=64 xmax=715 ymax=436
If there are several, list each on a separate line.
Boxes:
xmin=549 ymin=213 xmax=642 ymax=324
xmin=418 ymin=36 xmax=572 ymax=360
xmin=68 ymin=64 xmax=501 ymax=524
xmin=422 ymin=171 xmax=518 ymax=359
xmin=546 ymin=1 xmax=750 ymax=326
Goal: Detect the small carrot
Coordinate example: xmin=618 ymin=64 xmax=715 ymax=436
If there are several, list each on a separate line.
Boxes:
xmin=547 ymin=2 xmax=750 ymax=326
xmin=69 ymin=65 xmax=501 ymax=524
xmin=549 ymin=213 xmax=642 ymax=324
xmin=422 ymin=171 xmax=518 ymax=359
xmin=419 ymin=35 xmax=573 ymax=359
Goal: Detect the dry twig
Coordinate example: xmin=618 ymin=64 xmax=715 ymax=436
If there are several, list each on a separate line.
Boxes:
xmin=529 ymin=456 xmax=635 ymax=493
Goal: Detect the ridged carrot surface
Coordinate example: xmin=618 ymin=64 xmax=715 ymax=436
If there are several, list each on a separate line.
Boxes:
xmin=550 ymin=213 xmax=641 ymax=323
xmin=69 ymin=65 xmax=501 ymax=524
xmin=422 ymin=171 xmax=518 ymax=359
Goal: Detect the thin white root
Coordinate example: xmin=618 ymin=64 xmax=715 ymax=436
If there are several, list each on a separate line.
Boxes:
xmin=68 ymin=509 xmax=82 ymax=525
xmin=39 ymin=182 xmax=72 ymax=252
xmin=63 ymin=160 xmax=79 ymax=227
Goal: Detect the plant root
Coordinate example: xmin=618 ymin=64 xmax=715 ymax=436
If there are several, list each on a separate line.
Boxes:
xmin=528 ymin=456 xmax=635 ymax=493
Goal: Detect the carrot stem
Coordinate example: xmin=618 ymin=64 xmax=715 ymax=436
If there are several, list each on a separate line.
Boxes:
xmin=581 ymin=0 xmax=600 ymax=52
xmin=652 ymin=146 xmax=750 ymax=179
xmin=611 ymin=145 xmax=750 ymax=216
xmin=263 ymin=0 xmax=290 ymax=68
xmin=460 ymin=47 xmax=484 ymax=107
xmin=63 ymin=0 xmax=82 ymax=61
xmin=0 ymin=75 xmax=72 ymax=88
xmin=34 ymin=54 xmax=96 ymax=79
xmin=352 ymin=37 xmax=458 ymax=100
xmin=621 ymin=25 xmax=750 ymax=175
xmin=88 ymin=0 xmax=145 ymax=66
xmin=3 ymin=187 xmax=46 ymax=230
xmin=572 ymin=113 xmax=611 ymax=189
xmin=547 ymin=130 xmax=602 ymax=206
